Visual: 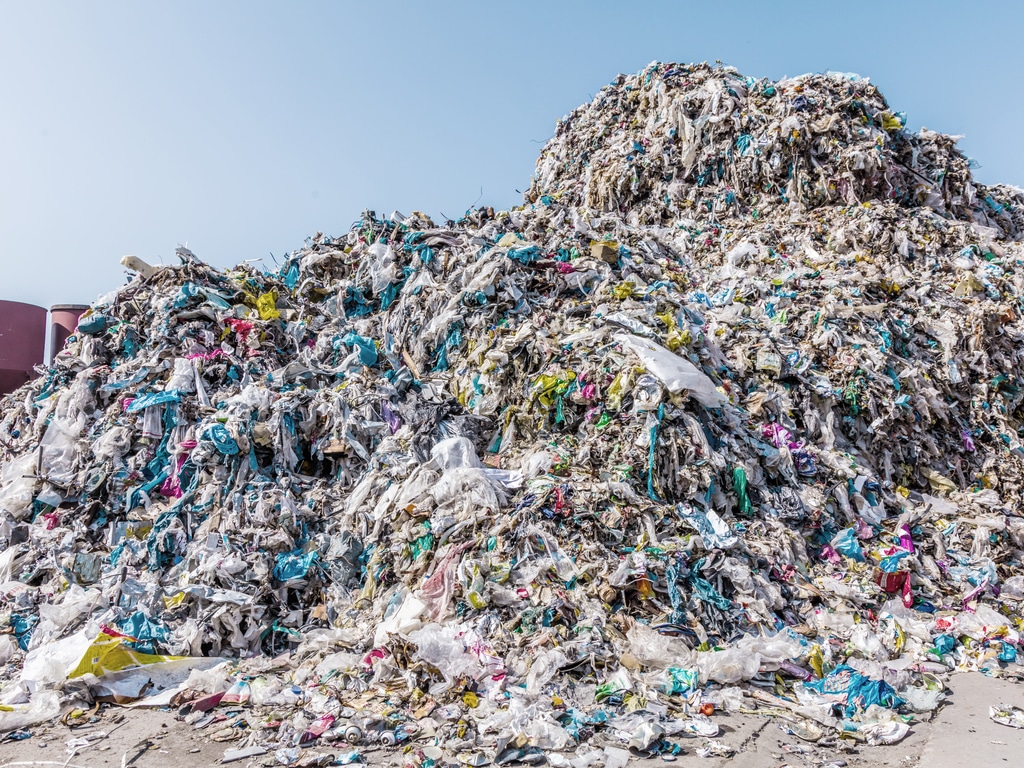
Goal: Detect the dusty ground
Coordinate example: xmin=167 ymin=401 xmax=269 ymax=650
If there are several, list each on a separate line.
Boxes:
xmin=0 ymin=672 xmax=1020 ymax=768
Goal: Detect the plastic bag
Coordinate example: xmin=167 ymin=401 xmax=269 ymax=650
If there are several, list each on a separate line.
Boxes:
xmin=408 ymin=624 xmax=481 ymax=691
xmin=0 ymin=635 xmax=15 ymax=665
xmin=526 ymin=648 xmax=568 ymax=694
xmin=900 ymin=686 xmax=944 ymax=713
xmin=735 ymin=631 xmax=805 ymax=665
xmin=68 ymin=628 xmax=185 ymax=679
xmin=701 ymin=686 xmax=746 ymax=713
xmin=802 ymin=665 xmax=903 ymax=718
xmin=616 ymin=334 xmax=725 ymax=408
xmin=0 ymin=690 xmax=61 ymax=732
xmin=29 ymin=585 xmax=102 ymax=649
xmin=366 ymin=241 xmax=398 ymax=295
xmin=626 ymin=623 xmax=695 ymax=669
xmin=374 ymin=588 xmax=427 ymax=644
xmin=182 ymin=661 xmax=233 ymax=694
xmin=0 ymin=452 xmax=39 ymax=520
xmin=831 ymin=527 xmax=865 ymax=561
xmin=1001 ymin=574 xmax=1024 ymax=600
xmin=678 ymin=504 xmax=738 ymax=549
xmin=430 ymin=436 xmax=483 ymax=469
xmin=860 ymin=720 xmax=910 ymax=745
xmin=21 ymin=630 xmax=92 ymax=688
xmin=990 ymin=704 xmax=1024 ymax=729
xmin=652 ymin=667 xmax=699 ymax=695
xmin=695 ymin=647 xmax=761 ymax=684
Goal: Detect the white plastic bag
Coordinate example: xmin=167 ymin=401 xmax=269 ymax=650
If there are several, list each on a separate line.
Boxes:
xmin=366 ymin=241 xmax=397 ymax=295
xmin=695 ymin=646 xmax=761 ymax=683
xmin=0 ymin=452 xmax=39 ymax=520
xmin=409 ymin=623 xmax=481 ymax=691
xmin=616 ymin=334 xmax=725 ymax=407
xmin=0 ymin=690 xmax=61 ymax=732
xmin=39 ymin=416 xmax=82 ymax=487
xmin=526 ymin=648 xmax=568 ymax=694
xmin=430 ymin=436 xmax=482 ymax=469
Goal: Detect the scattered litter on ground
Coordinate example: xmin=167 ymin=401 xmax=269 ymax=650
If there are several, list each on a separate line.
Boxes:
xmin=989 ymin=704 xmax=1024 ymax=729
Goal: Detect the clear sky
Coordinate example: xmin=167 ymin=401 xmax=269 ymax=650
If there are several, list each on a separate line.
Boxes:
xmin=2 ymin=1 xmax=1022 ymax=309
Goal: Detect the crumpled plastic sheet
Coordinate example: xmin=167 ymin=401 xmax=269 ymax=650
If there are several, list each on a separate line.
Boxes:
xmin=0 ymin=59 xmax=1023 ymax=759
xmin=990 ymin=703 xmax=1024 ymax=729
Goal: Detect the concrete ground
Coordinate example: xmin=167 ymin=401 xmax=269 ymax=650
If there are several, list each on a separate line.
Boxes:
xmin=692 ymin=671 xmax=1023 ymax=768
xmin=0 ymin=671 xmax=1020 ymax=767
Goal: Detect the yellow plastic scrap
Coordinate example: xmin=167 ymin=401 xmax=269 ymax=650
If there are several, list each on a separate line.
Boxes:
xmin=532 ymin=372 xmax=575 ymax=408
xmin=612 ymin=281 xmax=636 ymax=300
xmin=256 ymin=291 xmax=281 ymax=320
xmin=622 ymin=693 xmax=645 ymax=712
xmin=880 ymin=111 xmax=904 ymax=132
xmin=807 ymin=644 xmax=825 ymax=678
xmin=490 ymin=562 xmax=512 ymax=583
xmin=496 ymin=233 xmax=523 ymax=248
xmin=655 ymin=311 xmax=690 ymax=351
xmin=162 ymin=592 xmax=187 ymax=609
xmin=921 ymin=467 xmax=957 ymax=495
xmin=69 ymin=629 xmax=184 ymax=679
xmin=357 ymin=548 xmax=382 ymax=605
xmin=953 ymin=274 xmax=984 ymax=297
xmin=665 ymin=328 xmax=689 ymax=351
xmin=879 ymin=278 xmax=902 ymax=296
xmin=606 ymin=367 xmax=638 ymax=412
xmin=893 ymin=621 xmax=906 ymax=653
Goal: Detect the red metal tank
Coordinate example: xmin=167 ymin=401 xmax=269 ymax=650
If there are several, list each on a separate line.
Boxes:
xmin=50 ymin=303 xmax=90 ymax=362
xmin=0 ymin=301 xmax=47 ymax=395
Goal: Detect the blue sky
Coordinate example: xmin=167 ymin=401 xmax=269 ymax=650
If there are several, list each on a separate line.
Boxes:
xmin=2 ymin=1 xmax=1022 ymax=309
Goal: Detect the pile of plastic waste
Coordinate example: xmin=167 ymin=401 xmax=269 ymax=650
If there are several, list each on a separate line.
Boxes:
xmin=1 ymin=61 xmax=1024 ymax=764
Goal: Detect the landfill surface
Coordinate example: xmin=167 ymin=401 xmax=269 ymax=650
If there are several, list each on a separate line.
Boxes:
xmin=1 ymin=61 xmax=1024 ymax=767
xmin=5 ymin=670 xmax=1024 ymax=768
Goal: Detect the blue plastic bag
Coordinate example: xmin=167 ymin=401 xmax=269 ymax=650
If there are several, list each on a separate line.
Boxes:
xmin=342 ymin=332 xmax=378 ymax=367
xmin=831 ymin=528 xmax=865 ymax=562
xmin=274 ymin=549 xmax=319 ymax=582
xmin=204 ymin=423 xmax=240 ymax=456
xmin=804 ymin=665 xmax=903 ymax=717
